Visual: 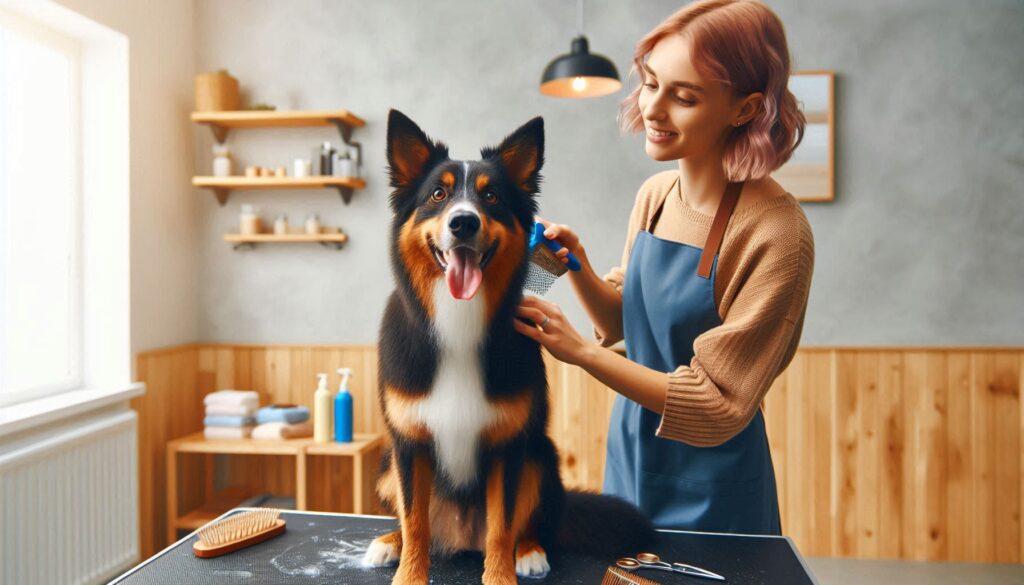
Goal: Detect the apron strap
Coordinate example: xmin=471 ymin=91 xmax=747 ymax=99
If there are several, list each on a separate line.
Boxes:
xmin=697 ymin=181 xmax=744 ymax=279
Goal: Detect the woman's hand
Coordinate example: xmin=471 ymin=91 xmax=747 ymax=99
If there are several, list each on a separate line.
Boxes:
xmin=513 ymin=295 xmax=593 ymax=366
xmin=536 ymin=216 xmax=582 ymax=266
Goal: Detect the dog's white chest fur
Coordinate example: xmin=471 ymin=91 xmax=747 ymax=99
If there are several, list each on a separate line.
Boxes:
xmin=416 ymin=281 xmax=497 ymax=487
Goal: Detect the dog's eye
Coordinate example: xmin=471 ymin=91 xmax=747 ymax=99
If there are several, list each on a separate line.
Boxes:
xmin=431 ymin=188 xmax=447 ymax=202
xmin=483 ymin=190 xmax=498 ymax=204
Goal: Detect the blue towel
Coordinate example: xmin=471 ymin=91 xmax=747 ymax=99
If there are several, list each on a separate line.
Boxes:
xmin=204 ymin=415 xmax=256 ymax=427
xmin=256 ymin=405 xmax=310 ymax=425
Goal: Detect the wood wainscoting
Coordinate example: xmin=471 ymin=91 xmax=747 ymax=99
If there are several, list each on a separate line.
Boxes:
xmin=135 ymin=344 xmax=1022 ymax=563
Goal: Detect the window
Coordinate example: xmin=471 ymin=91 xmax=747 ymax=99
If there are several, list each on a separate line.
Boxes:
xmin=0 ymin=10 xmax=82 ymax=408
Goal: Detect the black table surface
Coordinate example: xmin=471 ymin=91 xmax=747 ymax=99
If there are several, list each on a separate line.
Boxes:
xmin=109 ymin=509 xmax=818 ymax=585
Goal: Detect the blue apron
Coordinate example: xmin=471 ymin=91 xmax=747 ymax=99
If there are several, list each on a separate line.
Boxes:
xmin=602 ymin=178 xmax=781 ymax=534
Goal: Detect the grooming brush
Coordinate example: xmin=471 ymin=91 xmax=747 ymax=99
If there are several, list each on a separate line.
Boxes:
xmin=524 ymin=222 xmax=582 ymax=295
xmin=192 ymin=508 xmax=287 ymax=558
xmin=600 ymin=565 xmax=662 ymax=585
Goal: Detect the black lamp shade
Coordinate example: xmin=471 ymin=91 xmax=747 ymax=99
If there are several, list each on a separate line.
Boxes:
xmin=540 ymin=36 xmax=622 ymax=98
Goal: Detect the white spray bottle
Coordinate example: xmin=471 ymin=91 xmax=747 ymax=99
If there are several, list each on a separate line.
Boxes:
xmin=313 ymin=373 xmax=332 ymax=443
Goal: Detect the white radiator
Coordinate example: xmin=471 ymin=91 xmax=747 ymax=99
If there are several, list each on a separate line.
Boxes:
xmin=0 ymin=406 xmax=139 ymax=585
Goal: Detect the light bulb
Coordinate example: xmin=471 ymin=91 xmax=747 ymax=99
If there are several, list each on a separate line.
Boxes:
xmin=572 ymin=77 xmax=588 ymax=92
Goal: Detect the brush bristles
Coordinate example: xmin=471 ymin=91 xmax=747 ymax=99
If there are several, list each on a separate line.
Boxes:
xmin=197 ymin=509 xmax=282 ymax=546
xmin=600 ymin=566 xmax=661 ymax=585
xmin=524 ymin=246 xmax=568 ymax=295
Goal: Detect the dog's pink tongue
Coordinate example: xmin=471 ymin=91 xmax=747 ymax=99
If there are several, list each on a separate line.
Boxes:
xmin=446 ymin=248 xmax=483 ymax=300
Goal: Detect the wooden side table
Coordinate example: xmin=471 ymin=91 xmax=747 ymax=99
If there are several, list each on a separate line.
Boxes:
xmin=166 ymin=431 xmax=384 ymax=543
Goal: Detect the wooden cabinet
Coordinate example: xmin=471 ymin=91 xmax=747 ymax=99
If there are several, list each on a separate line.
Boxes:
xmin=165 ymin=431 xmax=383 ymax=542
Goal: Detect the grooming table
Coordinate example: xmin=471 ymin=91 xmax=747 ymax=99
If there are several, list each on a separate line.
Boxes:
xmin=109 ymin=509 xmax=818 ymax=584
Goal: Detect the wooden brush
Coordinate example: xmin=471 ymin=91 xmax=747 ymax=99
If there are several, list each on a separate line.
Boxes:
xmin=192 ymin=508 xmax=287 ymax=558
xmin=600 ymin=565 xmax=662 ymax=585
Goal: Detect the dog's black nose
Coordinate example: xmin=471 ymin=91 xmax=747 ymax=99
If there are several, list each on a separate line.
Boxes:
xmin=448 ymin=212 xmax=480 ymax=240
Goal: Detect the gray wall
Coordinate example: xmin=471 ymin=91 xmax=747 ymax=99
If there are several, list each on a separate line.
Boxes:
xmin=193 ymin=0 xmax=1024 ymax=347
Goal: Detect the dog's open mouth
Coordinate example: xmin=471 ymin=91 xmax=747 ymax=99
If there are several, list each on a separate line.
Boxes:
xmin=429 ymin=238 xmax=498 ymax=300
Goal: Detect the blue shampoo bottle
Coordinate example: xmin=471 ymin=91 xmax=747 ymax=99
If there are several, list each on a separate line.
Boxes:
xmin=334 ymin=367 xmax=353 ymax=443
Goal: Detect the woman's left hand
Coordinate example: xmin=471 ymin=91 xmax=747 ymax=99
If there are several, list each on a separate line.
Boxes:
xmin=513 ymin=295 xmax=591 ymax=366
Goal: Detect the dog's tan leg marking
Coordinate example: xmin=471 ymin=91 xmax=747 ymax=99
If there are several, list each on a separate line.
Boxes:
xmin=393 ymin=453 xmax=432 ymax=585
xmin=482 ymin=461 xmax=541 ymax=585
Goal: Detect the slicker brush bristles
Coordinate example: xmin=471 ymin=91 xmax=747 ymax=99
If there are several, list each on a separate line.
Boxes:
xmin=600 ymin=565 xmax=662 ymax=585
xmin=193 ymin=508 xmax=286 ymax=558
xmin=524 ymin=245 xmax=568 ymax=295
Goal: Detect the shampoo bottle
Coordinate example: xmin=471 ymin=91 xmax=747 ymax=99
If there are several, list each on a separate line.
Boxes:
xmin=313 ymin=373 xmax=333 ymax=443
xmin=334 ymin=368 xmax=353 ymax=443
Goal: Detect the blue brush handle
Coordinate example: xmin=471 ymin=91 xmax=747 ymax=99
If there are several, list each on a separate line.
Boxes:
xmin=529 ymin=223 xmax=581 ymax=271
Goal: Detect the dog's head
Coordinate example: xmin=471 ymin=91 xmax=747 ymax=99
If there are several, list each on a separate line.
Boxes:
xmin=386 ymin=109 xmax=543 ymax=311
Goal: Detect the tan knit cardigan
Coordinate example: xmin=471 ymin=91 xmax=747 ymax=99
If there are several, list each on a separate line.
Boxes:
xmin=595 ymin=170 xmax=815 ymax=447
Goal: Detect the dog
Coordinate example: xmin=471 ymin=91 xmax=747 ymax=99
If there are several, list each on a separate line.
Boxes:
xmin=363 ymin=109 xmax=656 ymax=585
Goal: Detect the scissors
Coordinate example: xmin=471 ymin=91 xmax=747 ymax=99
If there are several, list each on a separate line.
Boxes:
xmin=616 ymin=552 xmax=726 ymax=581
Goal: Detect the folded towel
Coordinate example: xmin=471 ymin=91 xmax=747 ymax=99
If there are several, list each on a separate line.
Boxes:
xmin=204 ymin=390 xmax=259 ymax=408
xmin=204 ymin=415 xmax=257 ymax=427
xmin=204 ymin=426 xmax=253 ymax=440
xmin=251 ymin=421 xmax=314 ymax=440
xmin=256 ymin=405 xmax=310 ymax=425
xmin=206 ymin=403 xmax=258 ymax=417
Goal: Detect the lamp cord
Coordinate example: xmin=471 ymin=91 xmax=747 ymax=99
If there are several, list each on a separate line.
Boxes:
xmin=577 ymin=0 xmax=584 ymax=37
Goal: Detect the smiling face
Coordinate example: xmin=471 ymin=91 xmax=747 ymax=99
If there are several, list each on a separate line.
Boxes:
xmin=386 ymin=110 xmax=542 ymax=313
xmin=638 ymin=33 xmax=758 ymax=162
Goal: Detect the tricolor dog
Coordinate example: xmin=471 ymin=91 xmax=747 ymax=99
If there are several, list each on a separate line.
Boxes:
xmin=365 ymin=109 xmax=655 ymax=585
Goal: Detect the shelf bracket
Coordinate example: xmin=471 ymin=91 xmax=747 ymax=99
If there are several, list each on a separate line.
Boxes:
xmin=335 ymin=186 xmax=354 ymax=205
xmin=204 ymin=123 xmax=229 ymax=144
xmin=318 ymin=241 xmax=346 ymax=251
xmin=332 ymin=121 xmax=353 ymax=143
xmin=213 ymin=188 xmax=230 ymax=206
xmin=232 ymin=242 xmax=255 ymax=251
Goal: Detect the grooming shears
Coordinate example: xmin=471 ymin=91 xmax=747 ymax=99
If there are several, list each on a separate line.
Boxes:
xmin=616 ymin=552 xmax=725 ymax=581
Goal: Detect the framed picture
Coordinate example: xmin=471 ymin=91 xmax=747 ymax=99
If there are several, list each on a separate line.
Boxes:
xmin=775 ymin=70 xmax=835 ymax=202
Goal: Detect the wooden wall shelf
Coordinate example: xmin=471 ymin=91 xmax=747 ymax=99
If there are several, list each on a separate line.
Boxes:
xmin=193 ymin=176 xmax=367 ymax=205
xmin=224 ymin=233 xmax=349 ymax=251
xmin=191 ymin=109 xmax=366 ymax=143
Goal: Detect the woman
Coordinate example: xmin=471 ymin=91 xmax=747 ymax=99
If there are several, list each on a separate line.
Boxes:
xmin=512 ymin=0 xmax=814 ymax=534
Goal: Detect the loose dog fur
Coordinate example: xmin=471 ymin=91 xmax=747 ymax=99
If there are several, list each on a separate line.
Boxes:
xmin=365 ymin=110 xmax=656 ymax=585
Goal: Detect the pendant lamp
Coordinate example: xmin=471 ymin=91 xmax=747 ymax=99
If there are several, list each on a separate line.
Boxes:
xmin=539 ymin=0 xmax=622 ymax=98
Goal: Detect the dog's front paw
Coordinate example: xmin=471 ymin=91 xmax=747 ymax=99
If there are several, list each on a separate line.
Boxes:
xmin=363 ymin=536 xmax=401 ymax=567
xmin=515 ymin=549 xmax=550 ymax=579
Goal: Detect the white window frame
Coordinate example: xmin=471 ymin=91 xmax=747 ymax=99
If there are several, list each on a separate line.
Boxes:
xmin=0 ymin=7 xmax=85 ymax=408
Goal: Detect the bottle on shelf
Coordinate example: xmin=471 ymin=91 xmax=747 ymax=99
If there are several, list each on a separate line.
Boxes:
xmin=212 ymin=144 xmax=232 ymax=177
xmin=313 ymin=373 xmax=333 ymax=443
xmin=334 ymin=368 xmax=353 ymax=443
xmin=316 ymin=141 xmax=335 ymax=175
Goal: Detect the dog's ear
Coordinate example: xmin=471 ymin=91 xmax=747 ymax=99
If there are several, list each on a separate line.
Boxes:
xmin=481 ymin=116 xmax=544 ymax=195
xmin=386 ymin=109 xmax=448 ymax=192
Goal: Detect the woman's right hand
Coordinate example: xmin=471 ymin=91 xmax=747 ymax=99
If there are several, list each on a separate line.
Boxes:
xmin=535 ymin=216 xmax=583 ymax=266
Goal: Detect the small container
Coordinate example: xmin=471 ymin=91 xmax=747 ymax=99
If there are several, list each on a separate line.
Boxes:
xmin=240 ymin=204 xmax=260 ymax=235
xmin=212 ymin=144 xmax=232 ymax=177
xmin=273 ymin=214 xmax=288 ymax=235
xmin=293 ymin=158 xmax=311 ymax=178
xmin=245 ymin=165 xmax=259 ymax=178
xmin=317 ymin=142 xmax=334 ymax=176
xmin=259 ymin=166 xmax=273 ymax=177
xmin=274 ymin=166 xmax=286 ymax=178
xmin=333 ymin=151 xmax=353 ymax=178
xmin=305 ymin=213 xmax=321 ymax=235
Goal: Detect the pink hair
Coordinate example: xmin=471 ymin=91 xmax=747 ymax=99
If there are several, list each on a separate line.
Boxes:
xmin=619 ymin=0 xmax=806 ymax=182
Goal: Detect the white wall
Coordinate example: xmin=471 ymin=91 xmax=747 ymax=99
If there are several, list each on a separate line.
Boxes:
xmin=53 ymin=0 xmax=197 ymax=373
